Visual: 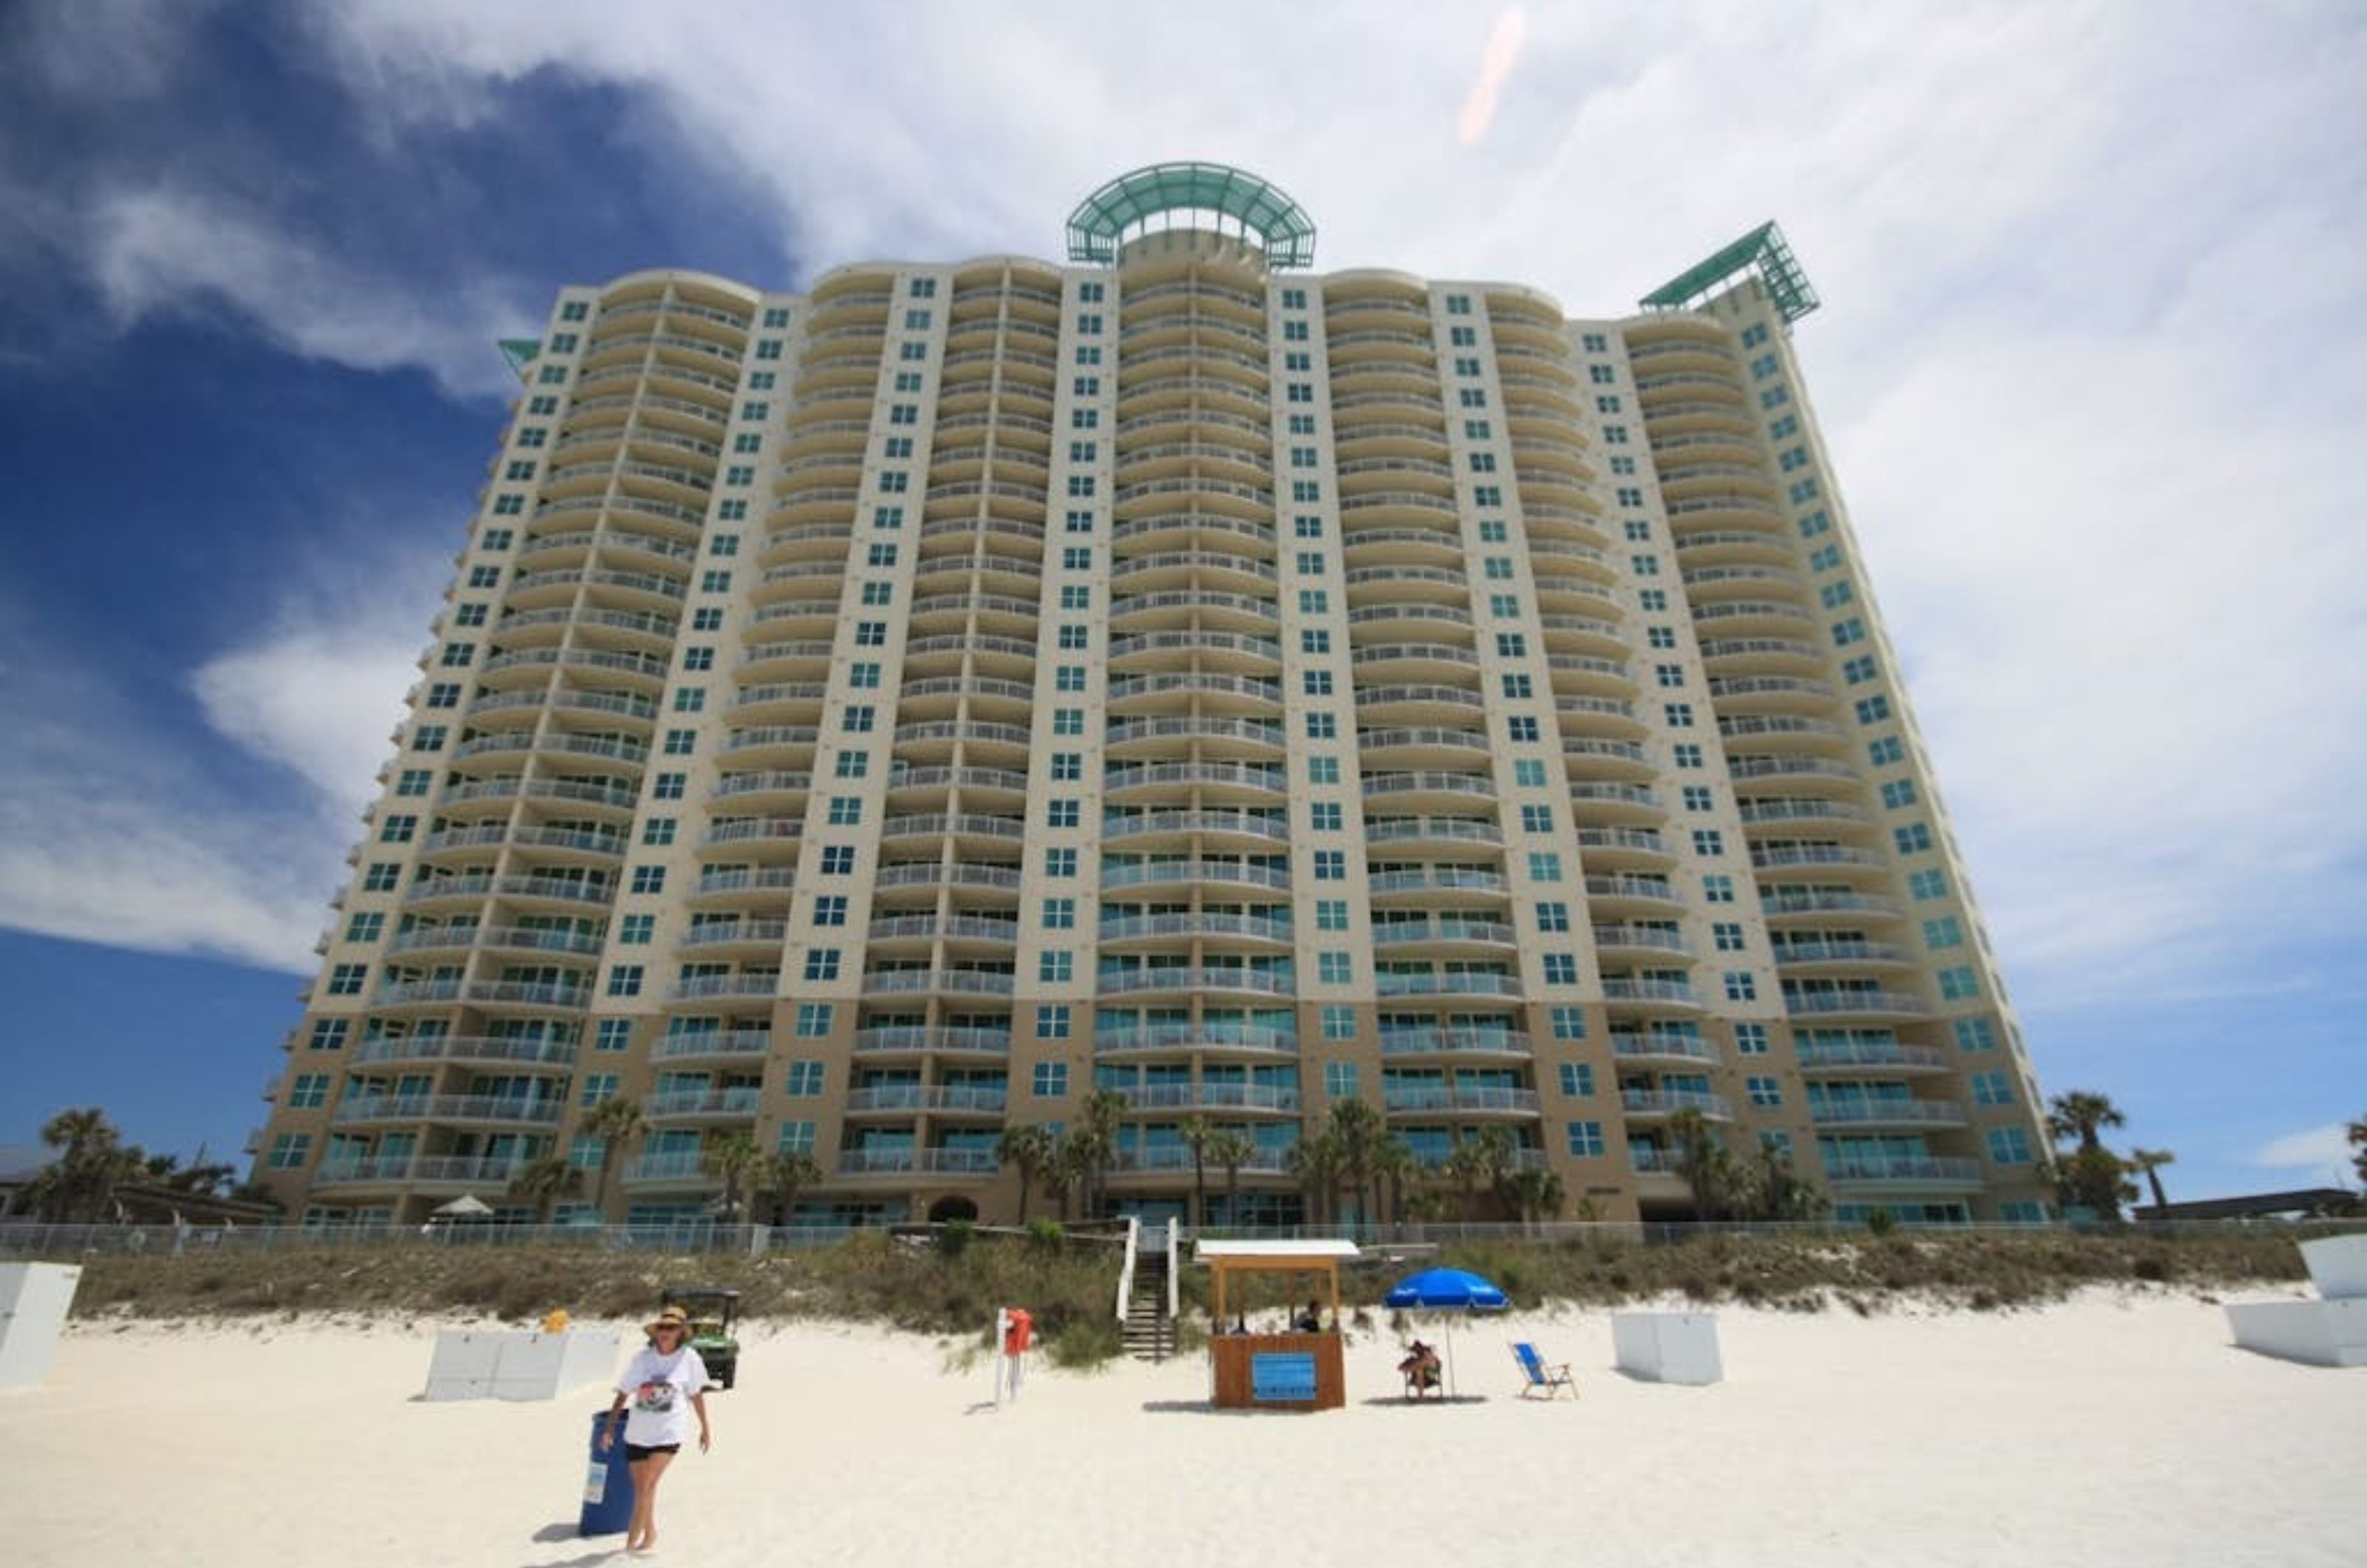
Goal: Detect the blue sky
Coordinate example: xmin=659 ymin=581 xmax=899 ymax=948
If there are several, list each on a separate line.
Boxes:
xmin=1 ymin=1 xmax=2360 ymax=1200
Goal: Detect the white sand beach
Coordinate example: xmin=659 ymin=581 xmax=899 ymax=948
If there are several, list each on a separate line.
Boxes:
xmin=14 ymin=1288 xmax=2362 ymax=1568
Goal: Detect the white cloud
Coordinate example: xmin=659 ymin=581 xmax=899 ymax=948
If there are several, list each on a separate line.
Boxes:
xmin=0 ymin=556 xmax=442 ymax=973
xmin=2253 ymin=1125 xmax=2357 ymax=1178
xmin=1458 ymin=11 xmax=1527 ymax=147
xmin=87 ymin=186 xmax=529 ymax=400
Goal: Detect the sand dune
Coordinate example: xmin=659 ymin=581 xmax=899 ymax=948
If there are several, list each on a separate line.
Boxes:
xmin=14 ymin=1288 xmax=2361 ymax=1568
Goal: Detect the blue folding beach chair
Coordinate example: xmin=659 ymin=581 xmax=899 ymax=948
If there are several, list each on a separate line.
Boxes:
xmin=1512 ymin=1341 xmax=1578 ymax=1399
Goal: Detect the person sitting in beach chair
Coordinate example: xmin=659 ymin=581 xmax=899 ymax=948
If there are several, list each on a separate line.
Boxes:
xmin=1511 ymin=1341 xmax=1578 ymax=1399
xmin=1398 ymin=1339 xmax=1443 ymax=1400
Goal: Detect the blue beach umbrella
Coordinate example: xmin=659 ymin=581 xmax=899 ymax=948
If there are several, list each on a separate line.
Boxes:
xmin=1383 ymin=1268 xmax=1508 ymax=1396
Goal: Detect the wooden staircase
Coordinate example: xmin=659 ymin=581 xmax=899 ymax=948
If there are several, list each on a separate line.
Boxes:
xmin=1122 ymin=1247 xmax=1173 ymax=1362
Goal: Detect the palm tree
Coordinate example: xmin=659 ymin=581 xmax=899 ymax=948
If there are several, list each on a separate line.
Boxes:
xmin=1206 ymin=1128 xmax=1257 ymax=1229
xmin=36 ymin=1107 xmax=140 ymax=1222
xmin=1047 ymin=1130 xmax=1093 ymax=1221
xmin=1667 ymin=1107 xmax=1740 ymax=1222
xmin=580 ymin=1095 xmax=646 ymax=1221
xmin=1287 ymin=1130 xmax=1343 ymax=1228
xmin=1178 ymin=1115 xmax=1216 ymax=1229
xmin=703 ymin=1132 xmax=761 ymax=1223
xmin=1371 ymin=1135 xmax=1419 ymax=1227
xmin=2047 ymin=1091 xmax=2126 ymax=1155
xmin=754 ymin=1149 xmax=824 ymax=1226
xmin=1502 ymin=1166 xmax=1567 ymax=1235
xmin=1074 ymin=1089 xmax=1129 ymax=1219
xmin=507 ymin=1155 xmax=579 ymax=1225
xmin=1326 ymin=1097 xmax=1388 ymax=1228
xmin=993 ymin=1124 xmax=1058 ymax=1224
xmin=2127 ymin=1147 xmax=2175 ymax=1214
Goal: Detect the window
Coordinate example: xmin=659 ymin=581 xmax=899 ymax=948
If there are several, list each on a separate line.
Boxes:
xmin=287 ymin=1072 xmax=330 ymax=1109
xmin=1655 ymin=663 xmax=1686 ymax=689
xmin=1664 ymin=703 xmax=1695 ymax=728
xmin=1308 ymin=757 xmax=1340 ymax=785
xmin=1564 ymin=1121 xmax=1606 ymax=1158
xmin=606 ymin=964 xmax=643 ymax=997
xmin=827 ymin=796 xmax=862 ymax=826
xmin=1987 ymin=1127 xmax=2033 ymax=1164
xmin=1880 ymin=780 xmax=1919 ymax=810
xmin=1557 ymin=1064 xmax=1595 ymax=1098
xmin=672 ymin=688 xmax=705 ymax=713
xmin=1894 ymin=822 xmax=1934 ymax=854
xmin=1323 ymin=1058 xmax=1358 ymax=1092
xmin=1954 ymin=1018 xmax=1997 ymax=1052
xmin=1527 ymin=851 xmax=1563 ymax=882
xmin=1044 ymin=848 xmax=1077 ymax=877
xmin=325 ymin=962 xmax=366 ymax=996
xmin=1535 ymin=900 xmax=1570 ymax=933
xmin=1319 ymin=952 xmax=1352 ymax=984
xmin=630 ymin=866 xmax=666 ymax=894
xmin=1909 ymin=868 xmax=1950 ymax=901
xmin=1682 ymin=785 xmax=1713 ymax=812
xmin=1746 ymin=1076 xmax=1782 ymax=1107
xmin=378 ymin=814 xmax=416 ymax=844
xmin=1315 ymin=899 xmax=1349 ymax=932
xmin=803 ymin=949 xmax=840 ymax=981
xmin=1502 ymin=672 xmax=1532 ymax=700
xmin=1039 ymin=950 xmax=1073 ymax=983
xmin=1036 ymin=1004 xmax=1072 ymax=1039
xmin=692 ymin=608 xmax=723 ymax=632
xmin=394 ymin=768 xmax=431 ymax=797
xmin=1868 ymin=735 xmax=1905 ymax=766
xmin=1672 ymin=743 xmax=1703 ymax=769
xmin=1053 ymin=708 xmax=1084 ymax=735
xmin=820 ymin=845 xmax=856 ymax=875
xmin=1058 ymin=625 xmax=1088 ymax=650
xmin=1712 ymin=922 xmax=1744 ymax=952
xmin=1302 ymin=629 xmax=1331 ymax=654
xmin=1310 ymin=802 xmax=1343 ymax=831
xmin=1844 ymin=655 xmax=1880 ymax=686
xmin=641 ymin=818 xmax=676 ymax=847
xmin=361 ymin=863 xmax=399 ymax=893
xmin=1549 ymin=1004 xmax=1587 ymax=1040
xmin=1041 ymin=897 xmax=1076 ymax=930
xmin=1703 ymin=873 xmax=1735 ymax=902
xmin=1542 ymin=953 xmax=1578 ymax=984
xmin=1856 ymin=695 xmax=1893 ymax=724
xmin=1507 ymin=716 xmax=1538 ymax=742
xmin=811 ymin=894 xmax=848 ymax=928
xmin=1313 ymin=850 xmax=1345 ymax=880
xmin=1723 ymin=971 xmax=1757 ymax=1001
xmin=1691 ymin=830 xmax=1724 ymax=856
xmin=1735 ymin=1022 xmax=1769 ymax=1055
xmin=1938 ymin=965 xmax=1980 ymax=1001
xmin=1520 ymin=805 xmax=1553 ymax=834
xmin=1971 ymin=1070 xmax=2013 ymax=1106
xmin=785 ymin=1060 xmax=827 ymax=1095
xmin=307 ymin=1018 xmax=348 ymax=1051
xmin=1033 ymin=1062 xmax=1069 ymax=1098
xmin=653 ymin=772 xmax=686 ymax=800
xmin=267 ymin=1133 xmax=311 ymax=1170
xmin=1832 ymin=618 xmax=1866 ymax=648
xmin=1047 ymin=800 xmax=1081 ymax=829
xmin=1513 ymin=759 xmax=1546 ymax=788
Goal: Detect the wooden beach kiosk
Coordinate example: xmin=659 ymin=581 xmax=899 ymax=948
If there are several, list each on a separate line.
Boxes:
xmin=1199 ymin=1238 xmax=1360 ymax=1410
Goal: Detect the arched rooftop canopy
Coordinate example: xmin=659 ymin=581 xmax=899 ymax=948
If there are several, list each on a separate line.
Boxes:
xmin=1638 ymin=220 xmax=1820 ymax=324
xmin=1066 ymin=163 xmax=1317 ymax=269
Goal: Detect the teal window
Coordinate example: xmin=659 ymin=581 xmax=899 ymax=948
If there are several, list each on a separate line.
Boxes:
xmin=1735 ymin=1022 xmax=1769 ymax=1055
xmin=1986 ymin=1127 xmax=2032 ymax=1164
xmin=1033 ymin=1063 xmax=1069 ymax=1097
xmin=1909 ymin=869 xmax=1950 ymax=900
xmin=1938 ymin=966 xmax=1979 ymax=1001
xmin=619 ymin=914 xmax=655 ymax=944
xmin=1549 ymin=1005 xmax=1587 ymax=1040
xmin=1321 ymin=1007 xmax=1356 ymax=1042
xmin=1954 ymin=1018 xmax=1997 ymax=1052
xmin=1922 ymin=917 xmax=1963 ymax=949
xmin=794 ymin=1004 xmax=833 ymax=1038
xmin=1323 ymin=1061 xmax=1359 ymax=1095
xmin=606 ymin=965 xmax=642 ymax=997
xmin=1971 ymin=1071 xmax=2013 ymax=1106
xmin=595 ymin=1020 xmax=632 ymax=1052
xmin=777 ymin=1122 xmax=817 ymax=1155
xmin=1565 ymin=1121 xmax=1606 ymax=1158
xmin=785 ymin=1061 xmax=825 ymax=1095
xmin=1559 ymin=1063 xmax=1595 ymax=1097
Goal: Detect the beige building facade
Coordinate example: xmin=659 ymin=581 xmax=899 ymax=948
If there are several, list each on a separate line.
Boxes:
xmin=251 ymin=166 xmax=2053 ymax=1230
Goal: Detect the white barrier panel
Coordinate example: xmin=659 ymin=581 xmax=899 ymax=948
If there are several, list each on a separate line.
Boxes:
xmin=2226 ymin=1297 xmax=2367 ymax=1368
xmin=1612 ymin=1310 xmax=1723 ymax=1385
xmin=0 ymin=1263 xmax=82 ymax=1390
xmin=425 ymin=1329 xmax=623 ymax=1401
xmin=2300 ymin=1234 xmax=2367 ymax=1300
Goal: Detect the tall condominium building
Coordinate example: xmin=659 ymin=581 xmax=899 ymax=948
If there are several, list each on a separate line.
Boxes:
xmin=251 ymin=164 xmax=2053 ymax=1230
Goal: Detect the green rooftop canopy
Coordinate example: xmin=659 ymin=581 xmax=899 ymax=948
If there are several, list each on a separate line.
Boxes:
xmin=499 ymin=338 xmax=541 ymax=382
xmin=1639 ymin=222 xmax=1820 ymax=324
xmin=1066 ymin=163 xmax=1317 ymax=269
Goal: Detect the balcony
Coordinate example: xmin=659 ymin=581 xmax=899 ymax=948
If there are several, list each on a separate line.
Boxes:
xmin=1620 ymin=1088 xmax=1733 ymax=1121
xmin=1821 ymin=1156 xmax=1984 ymax=1189
xmin=1095 ymin=967 xmax=1296 ymax=999
xmin=1809 ymin=1098 xmax=1970 ymax=1129
xmin=645 ymin=1087 xmax=764 ymax=1121
xmin=1377 ymin=1029 xmax=1533 ymax=1060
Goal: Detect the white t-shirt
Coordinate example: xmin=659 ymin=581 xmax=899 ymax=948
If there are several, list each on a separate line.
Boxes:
xmin=616 ymin=1345 xmax=709 ymax=1447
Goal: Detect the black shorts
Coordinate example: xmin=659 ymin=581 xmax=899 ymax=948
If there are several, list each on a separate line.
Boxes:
xmin=624 ymin=1442 xmax=681 ymax=1461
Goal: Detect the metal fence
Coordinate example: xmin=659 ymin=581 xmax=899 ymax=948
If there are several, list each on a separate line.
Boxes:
xmin=1 ymin=1212 xmax=2357 ymax=1263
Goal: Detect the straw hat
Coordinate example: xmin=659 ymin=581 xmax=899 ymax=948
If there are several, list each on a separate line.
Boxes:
xmin=645 ymin=1305 xmax=692 ymax=1336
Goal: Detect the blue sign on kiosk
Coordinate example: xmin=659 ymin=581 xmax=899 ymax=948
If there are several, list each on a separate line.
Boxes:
xmin=1251 ymin=1351 xmax=1318 ymax=1403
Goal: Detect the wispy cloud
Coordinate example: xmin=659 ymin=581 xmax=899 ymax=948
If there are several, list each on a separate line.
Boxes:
xmin=2253 ymin=1124 xmax=2357 ymax=1181
xmin=1458 ymin=10 xmax=1527 ymax=146
xmin=0 ymin=552 xmax=441 ymax=973
xmin=87 ymin=187 xmax=528 ymax=400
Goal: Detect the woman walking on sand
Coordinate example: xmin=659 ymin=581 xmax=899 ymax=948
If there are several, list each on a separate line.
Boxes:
xmin=600 ymin=1305 xmax=712 ymax=1555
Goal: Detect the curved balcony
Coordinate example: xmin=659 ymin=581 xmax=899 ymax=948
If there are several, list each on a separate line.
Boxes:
xmin=1099 ymin=859 xmax=1290 ymax=894
xmin=1107 ymin=629 xmax=1282 ymax=675
xmin=1097 ymin=911 xmax=1294 ymax=950
xmin=1104 ymin=715 xmax=1286 ymax=761
xmin=709 ymin=770 xmax=811 ymax=811
xmin=716 ymin=724 xmax=821 ymax=766
xmin=1373 ymin=969 xmax=1522 ymax=1001
xmin=1370 ymin=917 xmax=1519 ymax=955
xmin=1363 ymin=815 xmax=1504 ymax=856
xmin=1360 ymin=771 xmax=1497 ymax=810
xmin=332 ymin=1094 xmax=565 ymax=1129
xmin=1699 ymin=638 xmax=1825 ymax=675
xmin=1794 ymin=1039 xmax=1951 ymax=1075
xmin=1760 ymin=890 xmax=1903 ymax=923
xmin=1620 ymin=1087 xmax=1732 ymax=1121
xmin=1382 ymin=1085 xmax=1540 ymax=1118
xmin=860 ymin=968 xmax=1017 ymax=998
xmin=644 ymin=1087 xmax=764 ymax=1123
xmin=1377 ymin=1028 xmax=1533 ymax=1061
xmin=1365 ymin=866 xmax=1509 ymax=905
xmin=1749 ymin=844 xmax=1889 ymax=878
xmin=852 ymin=1026 xmax=1014 ymax=1059
xmin=653 ymin=1029 xmax=774 ymax=1065
xmin=1102 ymin=759 xmax=1287 ymax=804
xmin=1104 ymin=672 xmax=1283 ymax=717
xmin=679 ymin=920 xmax=790 ymax=956
xmin=1718 ymin=714 xmax=1851 ymax=753
xmin=1809 ymin=1098 xmax=1969 ymax=1130
xmin=1820 ymin=1156 xmax=1984 ymax=1190
xmin=1783 ymin=990 xmax=1937 ymax=1021
xmin=1610 ymin=1033 xmax=1722 ymax=1069
xmin=1095 ymin=966 xmax=1295 ymax=999
xmin=845 ymin=1084 xmax=1010 ymax=1118
xmin=870 ymin=862 xmax=1022 ymax=902
xmin=863 ymin=913 xmax=1022 ymax=950
xmin=348 ymin=1034 xmax=577 ymax=1070
xmin=1101 ymin=808 xmax=1291 ymax=851
xmin=1357 ymin=726 xmax=1493 ymax=769
xmin=1592 ymin=923 xmax=1694 ymax=959
xmin=1093 ymin=1022 xmax=1298 ymax=1058
xmin=1600 ymin=977 xmax=1704 ymax=1012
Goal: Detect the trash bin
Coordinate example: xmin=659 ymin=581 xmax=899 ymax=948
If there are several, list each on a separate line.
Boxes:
xmin=579 ymin=1410 xmax=635 ymax=1537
